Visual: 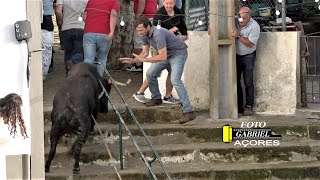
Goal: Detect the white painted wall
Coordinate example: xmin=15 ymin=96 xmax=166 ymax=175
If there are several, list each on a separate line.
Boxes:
xmin=255 ymin=32 xmax=300 ymax=114
xmin=143 ymin=31 xmax=211 ymax=110
xmin=0 ymin=1 xmax=31 ymax=178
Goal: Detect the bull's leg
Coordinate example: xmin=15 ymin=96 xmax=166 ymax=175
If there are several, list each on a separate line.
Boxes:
xmin=45 ymin=134 xmax=61 ymax=173
xmin=90 ymin=108 xmax=98 ymax=135
xmin=72 ymin=129 xmax=89 ymax=174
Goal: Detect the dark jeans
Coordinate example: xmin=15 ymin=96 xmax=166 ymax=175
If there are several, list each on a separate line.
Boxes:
xmin=60 ymin=28 xmax=84 ymax=64
xmin=236 ymin=51 xmax=256 ymax=109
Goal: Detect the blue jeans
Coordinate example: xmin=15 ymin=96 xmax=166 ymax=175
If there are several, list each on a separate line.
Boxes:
xmin=146 ymin=52 xmax=193 ymax=113
xmin=60 ymin=28 xmax=84 ymax=64
xmin=83 ymin=33 xmax=112 ymax=76
xmin=236 ymin=51 xmax=256 ymax=109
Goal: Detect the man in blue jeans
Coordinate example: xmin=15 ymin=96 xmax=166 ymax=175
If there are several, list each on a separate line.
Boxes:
xmin=231 ymin=7 xmax=260 ymax=116
xmin=83 ymin=0 xmax=120 ymax=77
xmin=119 ymin=16 xmax=195 ymax=124
xmin=55 ymin=0 xmax=88 ymax=73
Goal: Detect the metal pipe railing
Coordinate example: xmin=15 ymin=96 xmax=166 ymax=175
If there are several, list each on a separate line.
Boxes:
xmin=94 ymin=62 xmax=172 ymax=179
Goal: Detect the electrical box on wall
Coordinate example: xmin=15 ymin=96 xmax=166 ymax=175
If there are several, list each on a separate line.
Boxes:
xmin=14 ymin=20 xmax=32 ymax=42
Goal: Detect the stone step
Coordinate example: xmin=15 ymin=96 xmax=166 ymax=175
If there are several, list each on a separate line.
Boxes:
xmin=45 ymin=160 xmax=320 ymax=180
xmin=44 ymin=106 xmax=183 ymax=125
xmin=44 ymin=115 xmax=320 ymax=146
xmin=45 ymin=140 xmax=320 ymax=166
xmin=43 ymin=107 xmax=320 ymax=125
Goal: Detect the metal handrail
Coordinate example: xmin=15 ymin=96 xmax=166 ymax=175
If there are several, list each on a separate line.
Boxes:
xmin=96 ymin=66 xmax=172 ymax=180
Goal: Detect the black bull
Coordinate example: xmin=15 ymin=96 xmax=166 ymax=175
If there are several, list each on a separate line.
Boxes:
xmin=45 ymin=63 xmax=111 ymax=174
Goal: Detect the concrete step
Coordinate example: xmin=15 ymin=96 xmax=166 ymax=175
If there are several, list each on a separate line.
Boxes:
xmin=44 ymin=106 xmax=183 ymax=125
xmin=43 ymin=112 xmax=320 ymax=179
xmin=44 ymin=114 xmax=320 ymax=146
xmin=45 ymin=160 xmax=320 ymax=180
xmin=43 ymin=107 xmax=320 ymax=125
xmin=45 ymin=140 xmax=320 ymax=166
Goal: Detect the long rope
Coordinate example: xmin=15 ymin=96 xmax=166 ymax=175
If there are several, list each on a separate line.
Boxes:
xmin=90 ymin=114 xmax=122 ymax=180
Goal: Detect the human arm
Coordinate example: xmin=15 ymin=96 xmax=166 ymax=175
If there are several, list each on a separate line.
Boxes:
xmin=176 ymin=8 xmax=188 ymax=40
xmin=83 ymin=11 xmax=87 ymax=21
xmin=136 ymin=0 xmax=146 ymax=18
xmin=55 ymin=4 xmax=63 ymax=26
xmin=134 ymin=47 xmax=167 ymax=62
xmin=230 ymin=27 xmax=255 ymax=48
xmin=118 ymin=44 xmax=150 ymax=64
xmin=177 ymin=8 xmax=188 ymax=36
xmin=119 ymin=46 xmax=167 ymax=63
xmin=107 ymin=9 xmax=118 ymax=41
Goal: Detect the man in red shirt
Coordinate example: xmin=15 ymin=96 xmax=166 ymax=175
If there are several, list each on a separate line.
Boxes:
xmin=126 ymin=0 xmax=157 ymax=72
xmin=134 ymin=0 xmax=157 ymax=19
xmin=83 ymin=0 xmax=120 ymax=77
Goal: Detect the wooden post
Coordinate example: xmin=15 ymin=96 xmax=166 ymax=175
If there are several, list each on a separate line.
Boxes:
xmin=209 ymin=0 xmax=238 ymax=119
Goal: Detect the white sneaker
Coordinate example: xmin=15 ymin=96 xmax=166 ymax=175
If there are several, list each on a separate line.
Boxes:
xmin=163 ymin=95 xmax=180 ymax=105
xmin=126 ymin=66 xmax=142 ymax=72
xmin=133 ymin=92 xmax=146 ymax=103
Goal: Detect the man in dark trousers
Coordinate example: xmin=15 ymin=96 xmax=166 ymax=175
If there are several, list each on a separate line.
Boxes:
xmin=231 ymin=7 xmax=260 ymax=116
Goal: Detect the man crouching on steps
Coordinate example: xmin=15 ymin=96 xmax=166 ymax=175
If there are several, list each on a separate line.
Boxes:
xmin=119 ymin=16 xmax=195 ymax=124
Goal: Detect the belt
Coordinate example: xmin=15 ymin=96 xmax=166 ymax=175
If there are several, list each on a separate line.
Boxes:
xmin=237 ymin=51 xmax=256 ymax=57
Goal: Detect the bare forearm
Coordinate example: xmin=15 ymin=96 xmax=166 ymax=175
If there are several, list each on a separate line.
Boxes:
xmin=239 ymin=36 xmax=255 ymax=48
xmin=55 ymin=5 xmax=63 ymax=26
xmin=110 ymin=9 xmax=118 ymax=34
xmin=144 ymin=54 xmax=167 ymax=62
xmin=83 ymin=12 xmax=87 ymax=21
xmin=136 ymin=0 xmax=146 ymax=18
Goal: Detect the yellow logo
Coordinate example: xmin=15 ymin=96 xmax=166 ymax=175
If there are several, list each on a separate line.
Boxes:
xmin=222 ymin=123 xmax=282 ymax=146
xmin=222 ymin=125 xmax=233 ymax=143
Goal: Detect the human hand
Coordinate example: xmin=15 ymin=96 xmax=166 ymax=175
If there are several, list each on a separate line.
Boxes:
xmin=118 ymin=57 xmax=140 ymax=64
xmin=180 ymin=35 xmax=188 ymax=41
xmin=106 ymin=32 xmax=114 ymax=41
xmin=230 ymin=28 xmax=239 ymax=39
xmin=132 ymin=53 xmax=148 ymax=62
xmin=169 ymin=26 xmax=179 ymax=33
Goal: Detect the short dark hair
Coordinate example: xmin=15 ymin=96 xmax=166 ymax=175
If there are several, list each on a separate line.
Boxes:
xmin=134 ymin=16 xmax=152 ymax=28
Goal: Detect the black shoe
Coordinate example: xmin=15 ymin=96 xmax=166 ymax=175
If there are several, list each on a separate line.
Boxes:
xmin=243 ymin=105 xmax=253 ymax=116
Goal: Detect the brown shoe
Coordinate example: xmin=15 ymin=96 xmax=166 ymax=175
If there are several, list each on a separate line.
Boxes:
xmin=243 ymin=105 xmax=253 ymax=116
xmin=145 ymin=99 xmax=162 ymax=107
xmin=179 ymin=112 xmax=196 ymax=124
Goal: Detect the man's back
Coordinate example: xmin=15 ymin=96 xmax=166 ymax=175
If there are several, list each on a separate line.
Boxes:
xmin=142 ymin=26 xmax=187 ymax=57
xmin=56 ymin=0 xmax=88 ymax=31
xmin=84 ymin=0 xmax=120 ymax=34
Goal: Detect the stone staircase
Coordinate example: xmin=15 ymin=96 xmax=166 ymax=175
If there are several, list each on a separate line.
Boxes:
xmin=44 ymin=108 xmax=320 ymax=180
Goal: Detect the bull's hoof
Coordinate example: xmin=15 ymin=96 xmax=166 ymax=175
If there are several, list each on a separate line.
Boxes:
xmin=45 ymin=168 xmax=50 ymax=173
xmin=73 ymin=167 xmax=80 ymax=174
